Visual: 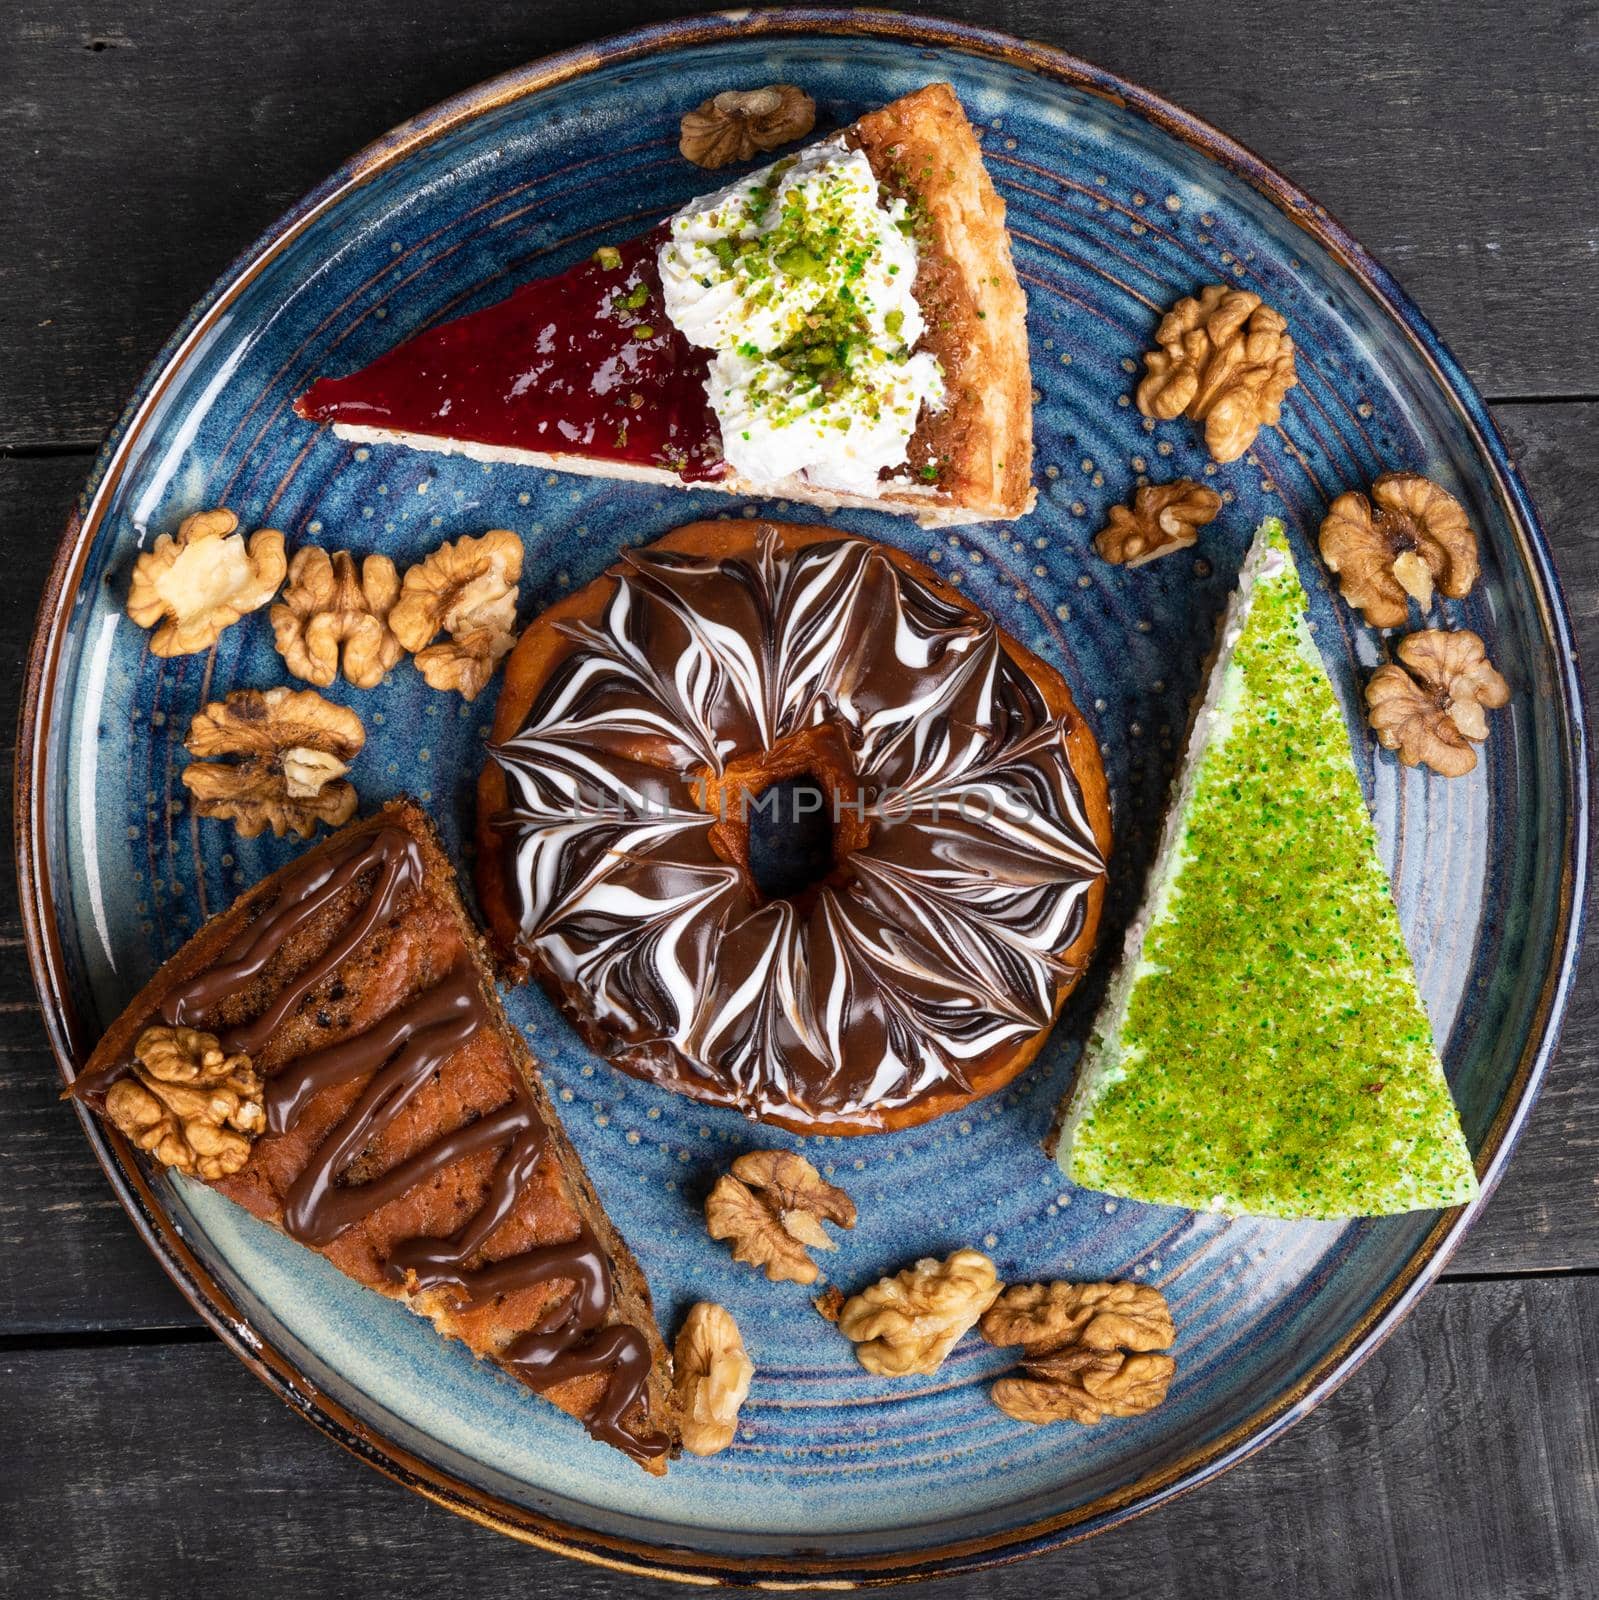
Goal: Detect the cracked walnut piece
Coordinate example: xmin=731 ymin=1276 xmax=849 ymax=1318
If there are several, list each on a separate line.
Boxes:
xmin=992 ymin=1348 xmax=1176 ymax=1426
xmin=126 ymin=508 xmax=287 ymax=657
xmin=102 ymin=1025 xmax=265 ymax=1180
xmin=705 ymin=1150 xmax=856 ymax=1285
xmin=838 ymin=1248 xmax=1001 ymax=1377
xmin=673 ymin=1302 xmax=755 ymax=1457
xmin=181 ymin=686 xmax=365 ymax=838
xmin=390 ymin=529 xmax=523 ymax=700
xmin=1319 ymin=473 xmax=1481 ymax=629
xmin=1366 ymin=628 xmax=1509 ymax=778
xmin=1136 ymin=284 xmax=1298 ymax=463
xmin=680 ymin=85 xmax=816 ymax=169
xmin=1094 ymin=480 xmax=1222 ymax=567
xmin=272 ymin=547 xmax=404 ymax=690
xmin=813 ymin=1285 xmax=845 ymax=1324
xmin=984 ymin=1279 xmax=1177 ymax=1426
xmin=980 ymin=1279 xmax=1176 ymax=1356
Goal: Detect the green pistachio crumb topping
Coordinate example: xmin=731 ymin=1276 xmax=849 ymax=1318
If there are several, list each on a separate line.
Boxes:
xmin=671 ymin=148 xmax=940 ymax=438
xmin=1064 ymin=521 xmax=1479 ymax=1219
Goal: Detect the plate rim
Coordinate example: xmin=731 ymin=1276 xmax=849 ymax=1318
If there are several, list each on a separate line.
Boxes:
xmin=14 ymin=6 xmax=1590 ymax=1585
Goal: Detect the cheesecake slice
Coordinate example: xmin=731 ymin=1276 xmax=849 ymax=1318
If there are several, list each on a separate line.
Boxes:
xmin=1052 ymin=521 xmax=1479 ymax=1218
xmin=71 ymin=802 xmax=677 ymax=1469
xmin=297 ymin=85 xmax=1033 ymax=525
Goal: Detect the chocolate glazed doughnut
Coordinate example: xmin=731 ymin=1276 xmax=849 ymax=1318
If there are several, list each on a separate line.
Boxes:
xmin=477 ymin=521 xmax=1111 ymax=1135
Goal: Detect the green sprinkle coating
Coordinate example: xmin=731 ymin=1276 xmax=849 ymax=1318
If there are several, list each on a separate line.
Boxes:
xmin=1060 ymin=520 xmax=1479 ymax=1219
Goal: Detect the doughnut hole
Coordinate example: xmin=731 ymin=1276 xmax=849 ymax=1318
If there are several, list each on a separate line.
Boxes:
xmin=747 ymin=774 xmax=833 ymax=903
xmin=695 ymin=722 xmax=871 ymax=912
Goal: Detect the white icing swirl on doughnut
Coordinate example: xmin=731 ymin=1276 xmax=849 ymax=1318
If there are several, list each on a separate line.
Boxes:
xmin=493 ymin=528 xmax=1104 ymax=1126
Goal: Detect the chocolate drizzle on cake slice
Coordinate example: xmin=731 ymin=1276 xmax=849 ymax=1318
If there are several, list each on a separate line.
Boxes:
xmin=73 ymin=804 xmax=676 ymax=1468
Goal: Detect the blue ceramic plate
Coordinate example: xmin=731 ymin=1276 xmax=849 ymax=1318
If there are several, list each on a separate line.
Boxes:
xmin=18 ymin=10 xmax=1587 ymax=1584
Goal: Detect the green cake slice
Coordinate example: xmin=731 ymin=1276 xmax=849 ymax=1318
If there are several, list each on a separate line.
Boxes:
xmin=1054 ymin=519 xmax=1479 ymax=1218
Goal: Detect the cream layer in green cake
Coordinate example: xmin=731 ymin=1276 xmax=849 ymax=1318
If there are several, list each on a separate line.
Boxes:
xmin=1054 ymin=519 xmax=1479 ymax=1218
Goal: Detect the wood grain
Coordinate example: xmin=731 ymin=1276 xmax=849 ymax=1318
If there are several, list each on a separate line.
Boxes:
xmin=2 ymin=0 xmax=1597 ymax=450
xmin=1 ymin=455 xmax=201 ymax=1334
xmin=2 ymin=1277 xmax=1593 ymax=1598
xmin=1 ymin=5 xmax=1595 ymax=1590
xmin=1449 ymin=400 xmax=1599 ymax=1276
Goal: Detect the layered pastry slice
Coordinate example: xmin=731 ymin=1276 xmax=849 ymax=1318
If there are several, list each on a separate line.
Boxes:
xmin=1052 ymin=521 xmax=1479 ymax=1219
xmin=296 ymin=84 xmax=1033 ymax=525
xmin=70 ymin=802 xmax=677 ymax=1469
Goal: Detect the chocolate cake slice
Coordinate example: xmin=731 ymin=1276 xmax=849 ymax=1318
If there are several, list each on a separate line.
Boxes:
xmin=71 ymin=801 xmax=677 ymax=1469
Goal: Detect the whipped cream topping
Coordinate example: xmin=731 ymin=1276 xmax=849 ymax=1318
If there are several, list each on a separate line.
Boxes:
xmin=492 ymin=530 xmax=1105 ymax=1128
xmin=658 ymin=138 xmax=944 ymax=496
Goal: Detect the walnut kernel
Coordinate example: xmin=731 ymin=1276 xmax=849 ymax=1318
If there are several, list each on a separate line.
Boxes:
xmin=838 ymin=1248 xmax=1001 ymax=1377
xmin=1365 ymin=628 xmax=1509 ymax=777
xmin=1094 ymin=480 xmax=1222 ymax=566
xmin=181 ymin=686 xmax=364 ymax=838
xmin=1136 ymin=284 xmax=1298 ymax=463
xmin=125 ymin=508 xmax=286 ymax=657
xmin=1319 ymin=473 xmax=1480 ymax=629
xmin=813 ymin=1285 xmax=845 ymax=1324
xmin=103 ymin=1025 xmax=264 ymax=1180
xmin=985 ymin=1278 xmax=1177 ymax=1426
xmin=705 ymin=1150 xmax=856 ymax=1286
xmin=271 ymin=547 xmax=404 ymax=689
xmin=673 ymin=1301 xmax=755 ymax=1457
xmin=992 ymin=1349 xmax=1176 ymax=1426
xmin=980 ymin=1279 xmax=1176 ymax=1356
xmin=680 ymin=85 xmax=816 ymax=169
xmin=390 ymin=529 xmax=523 ymax=700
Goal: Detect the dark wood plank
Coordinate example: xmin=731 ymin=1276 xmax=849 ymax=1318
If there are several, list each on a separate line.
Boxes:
xmin=1 ymin=397 xmax=1594 ymax=1335
xmin=1 ymin=1276 xmax=1593 ymax=1599
xmin=0 ymin=455 xmax=199 ymax=1334
xmin=2 ymin=0 xmax=1596 ymax=451
xmin=1451 ymin=400 xmax=1599 ymax=1273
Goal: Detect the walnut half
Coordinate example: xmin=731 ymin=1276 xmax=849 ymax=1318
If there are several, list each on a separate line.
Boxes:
xmin=1320 ymin=473 xmax=1480 ymax=629
xmin=126 ymin=508 xmax=286 ymax=657
xmin=271 ymin=547 xmax=404 ymax=690
xmin=980 ymin=1279 xmax=1176 ymax=1356
xmin=680 ymin=85 xmax=816 ymax=169
xmin=992 ymin=1349 xmax=1176 ymax=1426
xmin=1136 ymin=284 xmax=1298 ymax=463
xmin=838 ymin=1248 xmax=1001 ymax=1377
xmin=181 ymin=686 xmax=364 ymax=838
xmin=705 ymin=1150 xmax=856 ymax=1285
xmin=1094 ymin=480 xmax=1222 ymax=566
xmin=984 ymin=1279 xmax=1177 ymax=1427
xmin=673 ymin=1302 xmax=755 ymax=1457
xmin=390 ymin=529 xmax=523 ymax=700
xmin=103 ymin=1025 xmax=264 ymax=1180
xmin=1365 ymin=628 xmax=1509 ymax=777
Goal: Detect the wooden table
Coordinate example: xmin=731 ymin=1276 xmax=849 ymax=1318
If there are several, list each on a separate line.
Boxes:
xmin=2 ymin=3 xmax=1594 ymax=1595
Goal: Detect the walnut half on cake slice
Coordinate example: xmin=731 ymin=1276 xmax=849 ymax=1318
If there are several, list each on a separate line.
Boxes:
xmin=295 ymin=85 xmax=1033 ymax=526
xmin=70 ymin=801 xmax=678 ymax=1469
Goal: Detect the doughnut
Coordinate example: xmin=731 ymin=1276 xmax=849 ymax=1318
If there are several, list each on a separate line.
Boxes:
xmin=477 ymin=521 xmax=1110 ymax=1135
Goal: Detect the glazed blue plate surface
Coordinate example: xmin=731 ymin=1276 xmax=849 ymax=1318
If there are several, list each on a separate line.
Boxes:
xmin=18 ymin=11 xmax=1586 ymax=1583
